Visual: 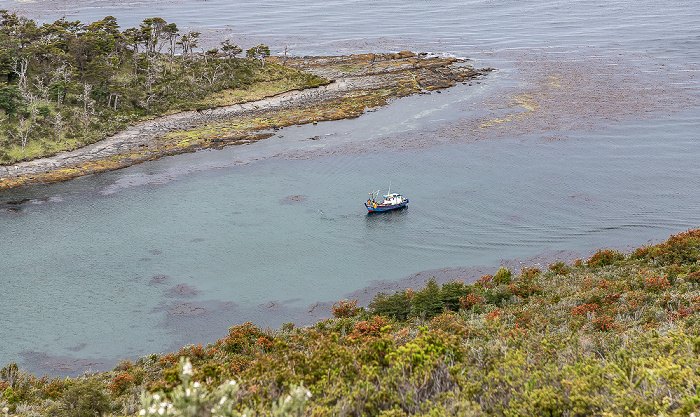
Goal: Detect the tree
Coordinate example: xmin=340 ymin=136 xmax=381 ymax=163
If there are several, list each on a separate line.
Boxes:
xmin=176 ymin=30 xmax=200 ymax=74
xmin=0 ymin=82 xmax=23 ymax=117
xmin=220 ymin=39 xmax=242 ymax=62
xmin=79 ymin=82 xmax=95 ymax=138
xmin=11 ymin=56 xmax=28 ymax=93
xmin=281 ymin=45 xmax=291 ymax=66
xmin=48 ymin=64 xmax=71 ymax=106
xmin=123 ymin=26 xmax=145 ymax=75
xmin=163 ymin=22 xmax=179 ymax=72
xmin=246 ymin=44 xmax=270 ymax=67
xmin=0 ymin=35 xmax=20 ymax=83
xmin=9 ymin=91 xmax=37 ymax=152
xmin=139 ymin=17 xmax=167 ymax=55
xmin=53 ymin=110 xmax=65 ymax=142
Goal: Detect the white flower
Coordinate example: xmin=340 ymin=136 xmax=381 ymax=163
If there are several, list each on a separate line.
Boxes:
xmin=186 ymin=388 xmax=191 ymax=397
xmin=193 ymin=381 xmax=201 ymax=388
xmin=153 ymin=394 xmax=161 ymax=401
xmin=182 ymin=361 xmax=193 ymax=376
xmin=229 ymin=380 xmax=237 ymax=386
xmin=139 ymin=410 xmax=146 ymax=416
xmin=158 ymin=406 xmax=165 ymax=415
xmin=285 ymin=395 xmax=292 ymax=403
xmin=220 ymin=396 xmax=228 ymax=405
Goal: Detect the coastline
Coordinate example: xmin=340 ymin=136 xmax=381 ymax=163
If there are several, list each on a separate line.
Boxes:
xmin=19 ymin=247 xmax=586 ymax=377
xmin=0 ymin=52 xmax=492 ymax=191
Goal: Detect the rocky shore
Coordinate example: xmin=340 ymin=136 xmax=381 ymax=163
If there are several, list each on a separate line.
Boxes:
xmin=0 ymin=52 xmax=492 ymax=191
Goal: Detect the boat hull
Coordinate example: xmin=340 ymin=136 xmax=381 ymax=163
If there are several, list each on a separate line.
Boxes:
xmin=365 ymin=199 xmax=409 ymax=212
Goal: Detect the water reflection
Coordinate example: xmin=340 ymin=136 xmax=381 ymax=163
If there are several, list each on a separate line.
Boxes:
xmin=365 ymin=206 xmax=410 ymax=224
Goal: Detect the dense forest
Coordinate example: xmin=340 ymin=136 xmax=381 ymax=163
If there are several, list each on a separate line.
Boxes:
xmin=2 ymin=229 xmax=700 ymax=416
xmin=0 ymin=11 xmax=326 ymax=165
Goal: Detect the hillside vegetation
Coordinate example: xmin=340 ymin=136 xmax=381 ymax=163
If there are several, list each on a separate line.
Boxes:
xmin=2 ymin=229 xmax=700 ymax=416
xmin=0 ymin=11 xmax=327 ymax=165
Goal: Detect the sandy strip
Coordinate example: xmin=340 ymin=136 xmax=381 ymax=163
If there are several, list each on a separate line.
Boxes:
xmin=0 ymin=53 xmax=488 ymax=189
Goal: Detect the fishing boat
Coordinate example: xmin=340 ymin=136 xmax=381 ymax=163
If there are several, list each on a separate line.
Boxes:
xmin=365 ymin=189 xmax=409 ymax=212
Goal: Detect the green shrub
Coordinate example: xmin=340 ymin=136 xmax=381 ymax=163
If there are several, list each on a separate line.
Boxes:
xmin=46 ymin=380 xmax=112 ymax=417
xmin=440 ymin=280 xmax=471 ymax=311
xmin=369 ymin=290 xmax=413 ymax=320
xmin=413 ymin=278 xmax=444 ymax=318
xmin=493 ymin=266 xmax=512 ymax=285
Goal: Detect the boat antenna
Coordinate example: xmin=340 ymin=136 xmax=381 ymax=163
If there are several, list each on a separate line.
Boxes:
xmin=388 ymin=181 xmax=391 ymax=195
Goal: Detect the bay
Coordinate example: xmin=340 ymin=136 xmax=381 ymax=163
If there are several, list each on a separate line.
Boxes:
xmin=0 ymin=0 xmax=698 ymax=375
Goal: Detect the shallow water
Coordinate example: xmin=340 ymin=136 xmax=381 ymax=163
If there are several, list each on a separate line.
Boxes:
xmin=1 ymin=0 xmax=699 ymax=375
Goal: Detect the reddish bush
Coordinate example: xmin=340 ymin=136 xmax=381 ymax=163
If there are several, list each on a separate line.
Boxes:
xmin=644 ymin=274 xmax=670 ymax=292
xmin=476 ymin=274 xmax=494 ymax=289
xmin=592 ymin=315 xmax=615 ymax=332
xmin=351 ymin=315 xmax=389 ymax=338
xmin=508 ymin=280 xmax=543 ymax=298
xmin=43 ymin=377 xmax=65 ymax=399
xmin=571 ymin=303 xmax=600 ymax=316
xmin=548 ymin=261 xmax=571 ymax=275
xmin=428 ymin=312 xmax=466 ymax=334
xmin=219 ymin=322 xmax=269 ymax=354
xmin=459 ymin=293 xmax=485 ymax=310
xmin=602 ymin=293 xmax=621 ymax=304
xmin=332 ymin=299 xmax=360 ymax=318
xmin=587 ymin=249 xmax=624 ymax=268
xmin=686 ymin=270 xmax=700 ymax=283
xmin=520 ymin=266 xmax=542 ymax=280
xmin=486 ymin=308 xmax=503 ymax=322
xmin=255 ymin=336 xmax=273 ymax=351
xmin=109 ymin=372 xmax=135 ymax=396
xmin=632 ymin=229 xmax=700 ymax=265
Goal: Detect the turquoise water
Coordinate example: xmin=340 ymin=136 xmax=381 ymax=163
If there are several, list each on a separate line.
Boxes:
xmin=1 ymin=0 xmax=699 ymax=375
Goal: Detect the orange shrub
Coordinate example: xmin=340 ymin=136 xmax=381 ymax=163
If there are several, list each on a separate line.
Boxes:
xmin=686 ymin=270 xmax=700 ymax=283
xmin=351 ymin=315 xmax=389 ymax=338
xmin=109 ymin=372 xmax=136 ymax=396
xmin=459 ymin=293 xmax=485 ymax=310
xmin=644 ymin=274 xmax=670 ymax=292
xmin=332 ymin=299 xmax=360 ymax=318
xmin=571 ymin=303 xmax=600 ymax=316
xmin=592 ymin=315 xmax=615 ymax=332
xmin=548 ymin=261 xmax=571 ymax=275
xmin=255 ymin=336 xmax=273 ymax=351
xmin=486 ymin=308 xmax=503 ymax=322
xmin=429 ymin=312 xmax=467 ymax=334
xmin=476 ymin=274 xmax=494 ymax=289
xmin=587 ymin=249 xmax=624 ymax=268
xmin=520 ymin=266 xmax=541 ymax=280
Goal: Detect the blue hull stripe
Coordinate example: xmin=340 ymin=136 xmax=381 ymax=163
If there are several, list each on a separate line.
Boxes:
xmin=365 ymin=199 xmax=409 ymax=212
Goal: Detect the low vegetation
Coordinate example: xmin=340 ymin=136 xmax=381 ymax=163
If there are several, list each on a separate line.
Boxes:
xmin=2 ymin=229 xmax=700 ymax=415
xmin=0 ymin=11 xmax=327 ymax=165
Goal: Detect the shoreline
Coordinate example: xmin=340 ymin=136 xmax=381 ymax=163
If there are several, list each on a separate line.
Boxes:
xmin=19 ymin=247 xmax=587 ymax=377
xmin=0 ymin=52 xmax=492 ymax=191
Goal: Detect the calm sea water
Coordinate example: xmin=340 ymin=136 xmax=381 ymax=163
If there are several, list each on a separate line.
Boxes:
xmin=1 ymin=0 xmax=699 ymax=375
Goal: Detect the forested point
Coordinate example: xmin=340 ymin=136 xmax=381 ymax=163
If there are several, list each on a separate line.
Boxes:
xmin=0 ymin=11 xmax=327 ymax=165
xmin=2 ymin=230 xmax=700 ymax=416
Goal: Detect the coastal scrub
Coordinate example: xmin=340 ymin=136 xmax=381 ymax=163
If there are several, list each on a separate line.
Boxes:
xmin=3 ymin=229 xmax=700 ymax=415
